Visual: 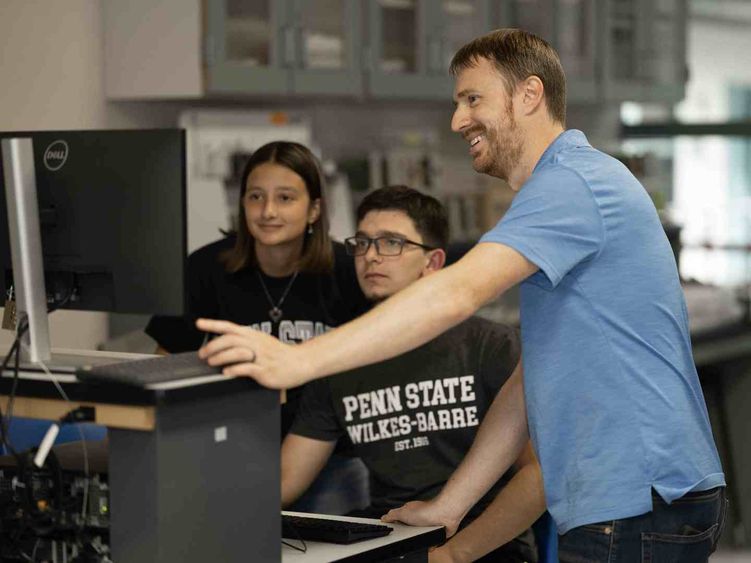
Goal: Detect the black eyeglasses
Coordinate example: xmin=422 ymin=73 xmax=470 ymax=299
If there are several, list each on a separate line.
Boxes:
xmin=344 ymin=235 xmax=435 ymax=257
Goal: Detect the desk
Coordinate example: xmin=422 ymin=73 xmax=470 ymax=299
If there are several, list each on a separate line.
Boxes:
xmin=282 ymin=512 xmax=444 ymax=563
xmin=1 ymin=352 xmax=280 ymax=563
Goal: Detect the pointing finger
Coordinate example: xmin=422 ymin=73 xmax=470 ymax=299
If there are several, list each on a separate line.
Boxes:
xmin=196 ymin=318 xmax=249 ymax=336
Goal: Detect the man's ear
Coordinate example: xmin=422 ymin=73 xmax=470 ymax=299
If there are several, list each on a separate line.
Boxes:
xmin=519 ymin=75 xmax=545 ymax=116
xmin=423 ymin=249 xmax=446 ymax=275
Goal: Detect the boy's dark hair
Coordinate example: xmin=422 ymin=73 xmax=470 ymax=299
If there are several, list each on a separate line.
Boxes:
xmin=450 ymin=28 xmax=567 ymax=125
xmin=356 ymin=185 xmax=449 ymax=250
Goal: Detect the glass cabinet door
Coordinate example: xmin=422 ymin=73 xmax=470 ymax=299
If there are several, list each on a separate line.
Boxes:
xmin=641 ymin=0 xmax=688 ymax=102
xmin=500 ymin=0 xmax=597 ymax=102
xmin=367 ymin=0 xmax=438 ymax=98
xmin=600 ymin=0 xmax=651 ymax=101
xmin=438 ymin=0 xmax=493 ymax=72
xmin=223 ymin=0 xmax=273 ymax=67
xmin=373 ymin=0 xmax=421 ymax=74
xmin=367 ymin=0 xmax=490 ymax=100
xmin=554 ymin=0 xmax=597 ymax=101
xmin=500 ymin=0 xmax=555 ymax=43
xmin=291 ymin=0 xmax=363 ymax=95
xmin=205 ymin=0 xmax=291 ymax=95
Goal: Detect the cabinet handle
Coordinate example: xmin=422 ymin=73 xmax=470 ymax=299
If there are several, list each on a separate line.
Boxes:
xmin=362 ymin=45 xmax=373 ymax=73
xmin=296 ymin=25 xmax=306 ymax=69
xmin=283 ymin=26 xmax=296 ymax=68
xmin=204 ymin=34 xmax=216 ymax=67
xmin=428 ymin=36 xmax=442 ymax=74
xmin=440 ymin=38 xmax=449 ymax=74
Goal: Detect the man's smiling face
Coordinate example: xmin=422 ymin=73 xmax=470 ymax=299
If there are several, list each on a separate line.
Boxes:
xmin=451 ymin=57 xmax=525 ymax=186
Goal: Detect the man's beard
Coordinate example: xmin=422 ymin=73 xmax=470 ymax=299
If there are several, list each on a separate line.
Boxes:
xmin=475 ymin=105 xmax=523 ymax=181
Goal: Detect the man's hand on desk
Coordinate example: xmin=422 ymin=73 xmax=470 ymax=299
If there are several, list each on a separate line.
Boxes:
xmin=196 ymin=318 xmax=313 ymax=389
xmin=382 ymin=498 xmax=461 ymax=538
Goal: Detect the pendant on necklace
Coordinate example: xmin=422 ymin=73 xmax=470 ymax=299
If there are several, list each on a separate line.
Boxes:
xmin=269 ymin=307 xmax=283 ymax=323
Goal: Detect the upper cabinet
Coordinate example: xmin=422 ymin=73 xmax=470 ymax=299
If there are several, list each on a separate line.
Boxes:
xmin=290 ymin=0 xmax=364 ymax=95
xmin=499 ymin=0 xmax=598 ymax=103
xmin=103 ymin=0 xmax=688 ymax=104
xmin=205 ymin=0 xmax=289 ymax=95
xmin=206 ymin=0 xmax=363 ymax=96
xmin=640 ymin=0 xmax=688 ymax=103
xmin=553 ymin=0 xmax=598 ymax=102
xmin=599 ymin=0 xmax=688 ymax=103
xmin=366 ymin=0 xmax=493 ymax=100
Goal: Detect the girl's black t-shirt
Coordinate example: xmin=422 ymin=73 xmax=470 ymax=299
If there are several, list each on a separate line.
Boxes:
xmin=145 ymin=236 xmax=369 ymax=436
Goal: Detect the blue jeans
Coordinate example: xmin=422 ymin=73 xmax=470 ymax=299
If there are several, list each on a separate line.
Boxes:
xmin=558 ymin=487 xmax=728 ymax=563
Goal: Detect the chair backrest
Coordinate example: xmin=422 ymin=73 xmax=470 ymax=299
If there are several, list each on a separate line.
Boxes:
xmin=0 ymin=417 xmax=106 ymax=455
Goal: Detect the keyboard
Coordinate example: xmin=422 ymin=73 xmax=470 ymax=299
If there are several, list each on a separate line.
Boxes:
xmin=282 ymin=514 xmax=393 ymax=545
xmin=75 ymin=351 xmax=224 ymax=387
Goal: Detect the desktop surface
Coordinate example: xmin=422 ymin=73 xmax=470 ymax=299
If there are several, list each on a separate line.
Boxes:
xmin=281 ymin=511 xmax=444 ymax=563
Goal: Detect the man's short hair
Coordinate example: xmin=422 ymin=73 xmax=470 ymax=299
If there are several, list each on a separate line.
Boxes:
xmin=450 ymin=28 xmax=566 ymax=125
xmin=356 ymin=185 xmax=449 ymax=250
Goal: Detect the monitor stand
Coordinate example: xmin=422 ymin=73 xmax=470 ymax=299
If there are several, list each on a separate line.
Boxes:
xmin=1 ymin=137 xmax=52 ymax=364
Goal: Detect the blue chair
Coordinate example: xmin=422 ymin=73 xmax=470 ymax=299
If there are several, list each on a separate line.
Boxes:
xmin=532 ymin=511 xmax=558 ymax=563
xmin=0 ymin=416 xmax=107 ymax=455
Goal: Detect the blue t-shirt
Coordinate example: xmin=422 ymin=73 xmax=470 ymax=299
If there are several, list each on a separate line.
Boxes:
xmin=480 ymin=130 xmax=725 ymax=534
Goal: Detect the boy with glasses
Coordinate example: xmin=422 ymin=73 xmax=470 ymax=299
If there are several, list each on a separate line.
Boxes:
xmin=282 ymin=185 xmax=543 ymax=562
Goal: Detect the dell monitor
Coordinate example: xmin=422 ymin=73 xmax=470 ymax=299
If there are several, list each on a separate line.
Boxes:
xmin=0 ymin=129 xmax=187 ymax=362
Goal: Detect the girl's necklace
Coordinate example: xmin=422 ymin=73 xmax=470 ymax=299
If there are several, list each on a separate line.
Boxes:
xmin=256 ymin=269 xmax=299 ymax=323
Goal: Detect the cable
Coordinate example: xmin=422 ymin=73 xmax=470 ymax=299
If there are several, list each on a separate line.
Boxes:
xmin=281 ymin=518 xmax=308 ymax=553
xmin=22 ymin=349 xmax=92 ymax=522
xmin=6 ymin=315 xmax=29 ymax=427
xmin=0 ymin=316 xmax=30 ymax=460
xmin=281 ymin=538 xmax=308 ymax=553
xmin=1 ymin=279 xmax=75 ymax=456
xmin=0 ymin=278 xmax=91 ymax=529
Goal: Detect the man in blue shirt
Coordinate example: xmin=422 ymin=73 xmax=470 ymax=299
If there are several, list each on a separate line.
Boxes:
xmin=198 ymin=29 xmax=727 ymax=561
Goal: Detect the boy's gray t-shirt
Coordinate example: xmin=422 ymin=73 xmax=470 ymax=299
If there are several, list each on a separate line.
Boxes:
xmin=291 ymin=316 xmax=520 ymax=517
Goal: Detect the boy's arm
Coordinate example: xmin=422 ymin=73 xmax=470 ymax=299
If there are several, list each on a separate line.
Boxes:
xmin=433 ymin=441 xmax=545 ymax=562
xmin=281 ymin=433 xmax=336 ymax=508
xmin=384 ymin=363 xmax=529 ymax=535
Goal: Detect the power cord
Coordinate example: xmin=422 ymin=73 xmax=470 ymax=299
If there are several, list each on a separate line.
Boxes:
xmin=1 ymin=280 xmax=76 ymax=457
xmin=23 ymin=355 xmax=93 ymax=523
xmin=0 ymin=281 xmax=94 ymax=558
xmin=1 ymin=314 xmax=30 ymax=460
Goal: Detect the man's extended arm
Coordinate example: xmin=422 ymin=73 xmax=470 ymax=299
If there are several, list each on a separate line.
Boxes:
xmin=281 ymin=433 xmax=336 ymax=507
xmin=383 ymin=363 xmax=530 ymax=536
xmin=197 ymin=243 xmax=538 ymax=389
xmin=431 ymin=441 xmax=545 ymax=562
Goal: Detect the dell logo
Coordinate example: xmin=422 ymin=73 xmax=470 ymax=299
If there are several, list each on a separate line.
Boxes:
xmin=43 ymin=140 xmax=69 ymax=171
